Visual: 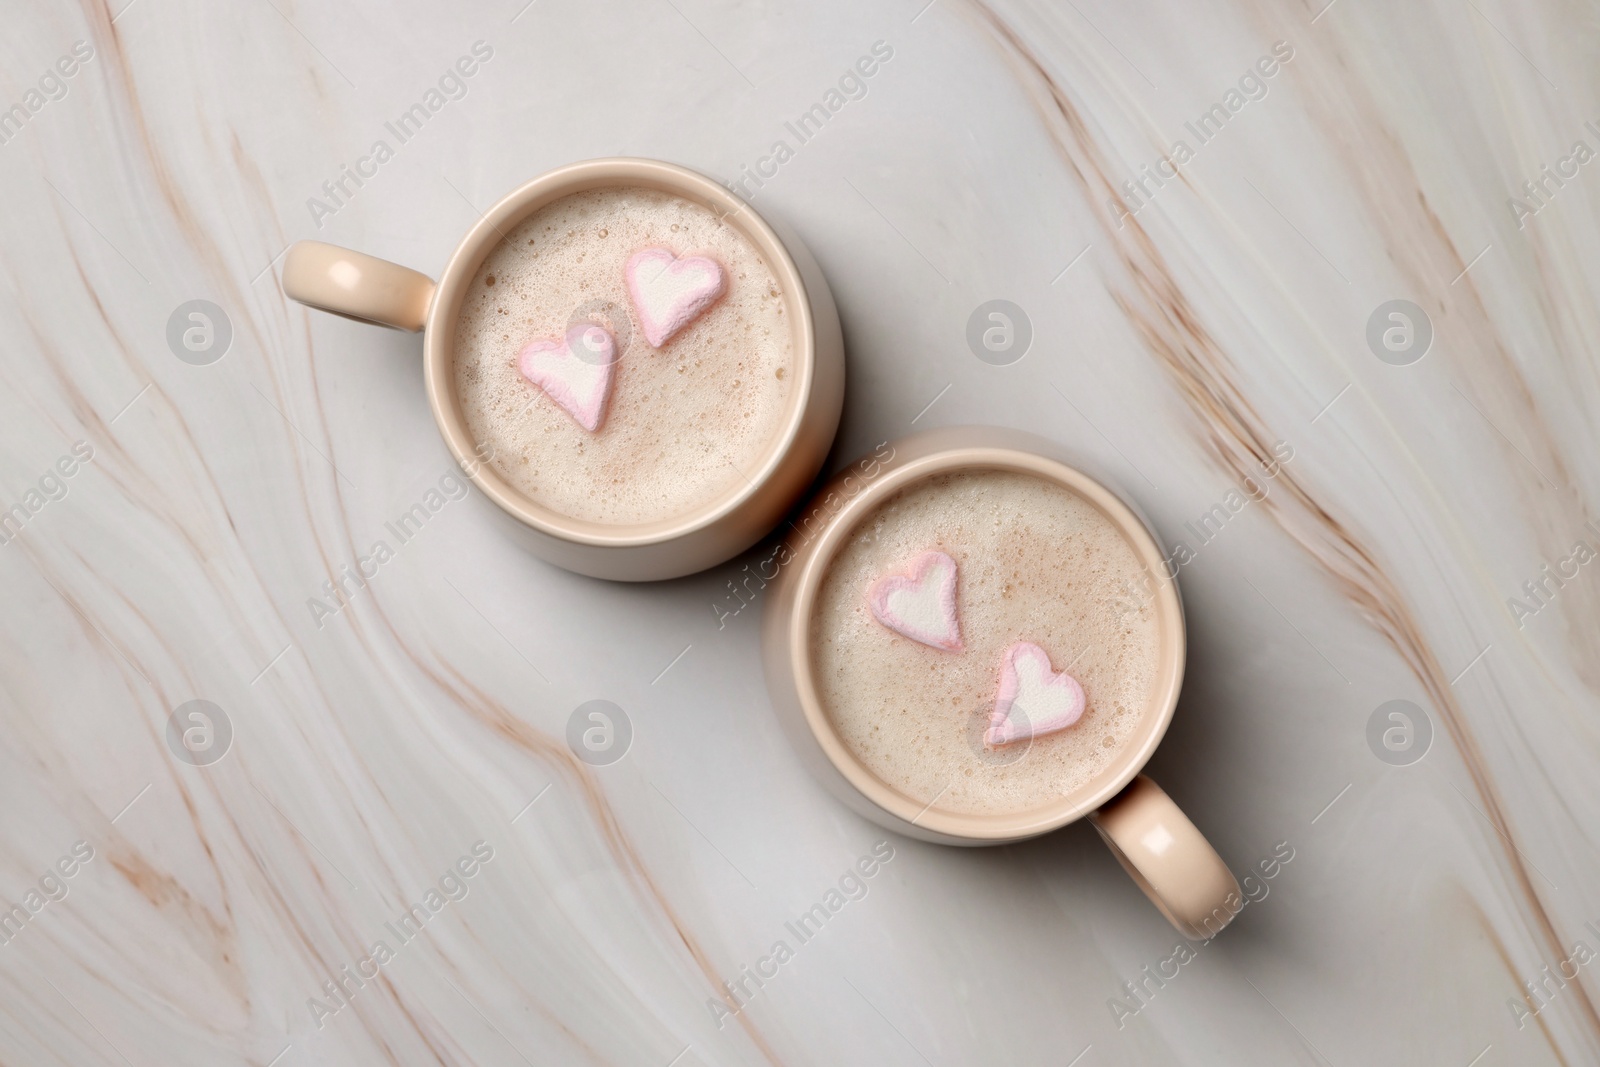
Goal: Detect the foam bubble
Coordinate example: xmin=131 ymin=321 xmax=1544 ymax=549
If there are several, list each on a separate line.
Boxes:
xmin=453 ymin=187 xmax=793 ymax=525
xmin=809 ymin=470 xmax=1163 ymax=817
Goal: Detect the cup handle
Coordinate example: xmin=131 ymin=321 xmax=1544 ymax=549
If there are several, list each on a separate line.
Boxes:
xmin=281 ymin=240 xmax=436 ymax=332
xmin=1089 ymin=775 xmax=1242 ymax=939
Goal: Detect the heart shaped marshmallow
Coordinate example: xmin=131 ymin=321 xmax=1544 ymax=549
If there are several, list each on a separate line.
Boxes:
xmin=865 ymin=550 xmax=962 ymax=652
xmin=986 ymin=642 xmax=1086 ymax=747
xmin=625 ymin=246 xmax=726 ymax=348
xmin=517 ymin=324 xmax=617 ymax=432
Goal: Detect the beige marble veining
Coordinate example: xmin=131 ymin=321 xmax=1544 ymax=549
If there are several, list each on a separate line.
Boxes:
xmin=0 ymin=0 xmax=1597 ymax=1064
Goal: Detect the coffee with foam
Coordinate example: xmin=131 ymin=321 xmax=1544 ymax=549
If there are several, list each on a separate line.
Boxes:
xmin=453 ymin=187 xmax=794 ymax=525
xmin=809 ymin=469 xmax=1163 ymax=816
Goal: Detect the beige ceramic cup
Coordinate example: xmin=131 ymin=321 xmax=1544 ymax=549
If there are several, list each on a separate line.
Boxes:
xmin=280 ymin=158 xmax=844 ymax=581
xmin=762 ymin=426 xmax=1243 ymax=937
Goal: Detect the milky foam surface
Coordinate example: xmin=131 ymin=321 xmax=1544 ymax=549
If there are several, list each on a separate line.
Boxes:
xmin=810 ymin=470 xmax=1163 ymax=816
xmin=453 ymin=187 xmax=793 ymax=525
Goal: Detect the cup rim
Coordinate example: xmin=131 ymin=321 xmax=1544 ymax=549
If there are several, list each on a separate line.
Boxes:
xmin=786 ymin=443 xmax=1187 ymax=840
xmin=422 ymin=157 xmax=818 ymax=547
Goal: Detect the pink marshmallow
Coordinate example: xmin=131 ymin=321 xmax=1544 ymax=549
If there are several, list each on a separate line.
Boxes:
xmin=865 ymin=550 xmax=963 ymax=652
xmin=624 ymin=246 xmax=726 ymax=348
xmin=517 ymin=324 xmax=617 ymax=432
xmin=986 ymin=642 xmax=1086 ymax=747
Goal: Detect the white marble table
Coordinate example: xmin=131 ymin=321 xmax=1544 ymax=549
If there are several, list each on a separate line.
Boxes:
xmin=3 ymin=0 xmax=1597 ymax=1063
